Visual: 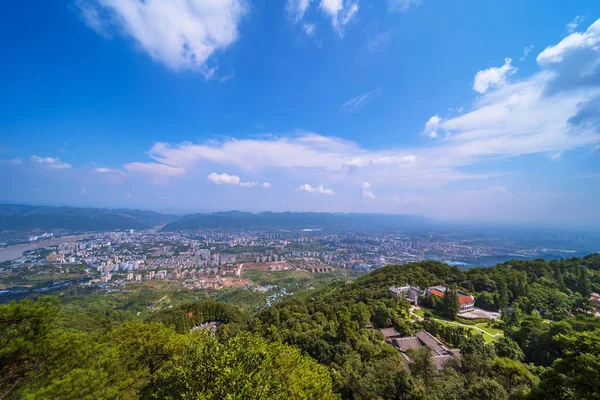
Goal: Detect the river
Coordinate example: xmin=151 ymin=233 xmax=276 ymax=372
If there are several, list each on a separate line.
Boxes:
xmin=0 ymin=234 xmax=93 ymax=262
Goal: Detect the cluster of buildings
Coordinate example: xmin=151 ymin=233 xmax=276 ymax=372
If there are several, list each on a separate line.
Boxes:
xmin=389 ymin=285 xmax=476 ymax=314
xmin=28 ymin=232 xmax=54 ymax=242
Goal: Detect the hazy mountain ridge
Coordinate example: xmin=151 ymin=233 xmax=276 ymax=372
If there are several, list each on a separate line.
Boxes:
xmin=0 ymin=204 xmax=177 ymax=231
xmin=160 ymin=211 xmax=428 ymax=231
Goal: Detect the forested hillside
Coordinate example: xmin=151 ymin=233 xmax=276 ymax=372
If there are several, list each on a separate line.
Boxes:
xmin=0 ymin=204 xmax=176 ymax=231
xmin=2 ymin=254 xmax=600 ymax=399
xmin=160 ymin=211 xmax=427 ymax=231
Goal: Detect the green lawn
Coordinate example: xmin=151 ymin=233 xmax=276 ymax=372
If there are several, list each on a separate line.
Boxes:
xmin=414 ymin=307 xmax=502 ymax=343
xmin=475 ymin=322 xmax=503 ymax=336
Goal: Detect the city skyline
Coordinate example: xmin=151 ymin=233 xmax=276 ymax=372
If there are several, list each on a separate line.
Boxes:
xmin=2 ymin=1 xmax=600 ymax=227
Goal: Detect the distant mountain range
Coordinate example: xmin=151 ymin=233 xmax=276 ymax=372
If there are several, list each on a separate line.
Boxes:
xmin=159 ymin=211 xmax=427 ymax=232
xmin=0 ymin=205 xmax=427 ymax=232
xmin=0 ymin=204 xmax=177 ymax=231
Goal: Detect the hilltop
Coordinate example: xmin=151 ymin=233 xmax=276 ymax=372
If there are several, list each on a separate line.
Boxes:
xmin=2 ymin=254 xmax=600 ymax=399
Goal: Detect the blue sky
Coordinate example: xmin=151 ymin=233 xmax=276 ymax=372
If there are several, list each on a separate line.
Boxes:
xmin=1 ymin=0 xmax=600 ymax=227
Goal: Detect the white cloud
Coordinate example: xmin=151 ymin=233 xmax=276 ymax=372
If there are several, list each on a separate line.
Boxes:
xmin=303 ymin=23 xmax=316 ymax=37
xmin=549 ymin=151 xmax=562 ymax=160
xmin=360 ymin=182 xmax=375 ymax=198
xmin=370 ymin=155 xmax=416 ymax=165
xmin=124 ymin=162 xmax=185 ymax=177
xmin=262 ymin=182 xmax=272 ymax=188
xmin=207 ymin=172 xmax=241 ymax=185
xmin=0 ymin=158 xmax=23 ymax=165
xmin=207 ymin=172 xmax=256 ymax=187
xmin=286 ymin=0 xmax=311 ymax=22
xmin=520 ymin=45 xmax=534 ymax=61
xmin=473 ymin=58 xmax=517 ymax=93
xmin=567 ymin=15 xmax=586 ymax=33
xmin=319 ymin=0 xmax=358 ymax=36
xmin=431 ymin=23 xmax=600 ymax=165
xmin=423 ymin=115 xmax=441 ymax=138
xmin=80 ymin=186 xmax=88 ymax=195
xmin=388 ymin=0 xmax=422 ymax=13
xmin=297 ymin=183 xmax=334 ymax=195
xmin=537 ymin=19 xmax=600 ymax=65
xmin=75 ymin=0 xmax=248 ymax=76
xmin=94 ymin=167 xmax=122 ymax=174
xmin=125 ymin=193 xmax=133 ymax=198
xmin=30 ymin=155 xmax=71 ymax=169
xmin=130 ymin=18 xmax=600 ymax=194
xmin=341 ymin=88 xmax=382 ymax=112
xmin=143 ymin=133 xmax=362 ymax=172
xmin=342 ymin=158 xmax=363 ymax=169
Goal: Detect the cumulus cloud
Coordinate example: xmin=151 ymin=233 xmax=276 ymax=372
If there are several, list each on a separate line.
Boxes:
xmin=360 ymin=182 xmax=375 ymax=198
xmin=80 ymin=186 xmax=88 ymax=195
xmin=341 ymin=88 xmax=382 ymax=112
xmin=297 ymin=183 xmax=334 ymax=195
xmin=537 ymin=19 xmax=600 ymax=66
xmin=262 ymin=182 xmax=272 ymax=188
xmin=319 ymin=0 xmax=358 ymax=36
xmin=473 ymin=58 xmax=517 ymax=93
xmin=207 ymin=172 xmax=258 ymax=187
xmin=388 ymin=0 xmax=422 ymax=13
xmin=423 ymin=115 xmax=442 ymax=138
xmin=30 ymin=155 xmax=71 ymax=169
xmin=75 ymin=0 xmax=248 ymax=76
xmin=427 ymin=19 xmax=600 ymax=167
xmin=127 ymin=19 xmax=600 ymax=195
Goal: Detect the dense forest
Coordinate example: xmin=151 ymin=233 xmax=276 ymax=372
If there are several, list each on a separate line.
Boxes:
xmin=2 ymin=254 xmax=600 ymax=399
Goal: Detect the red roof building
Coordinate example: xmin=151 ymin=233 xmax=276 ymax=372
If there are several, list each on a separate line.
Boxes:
xmin=426 ymin=286 xmax=475 ymax=313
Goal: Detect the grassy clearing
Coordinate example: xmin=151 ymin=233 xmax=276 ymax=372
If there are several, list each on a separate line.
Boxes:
xmin=475 ymin=322 xmax=503 ymax=336
xmin=414 ymin=307 xmax=502 ymax=343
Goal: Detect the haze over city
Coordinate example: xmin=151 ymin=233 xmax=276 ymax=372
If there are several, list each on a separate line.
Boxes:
xmin=2 ymin=0 xmax=600 ymax=227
